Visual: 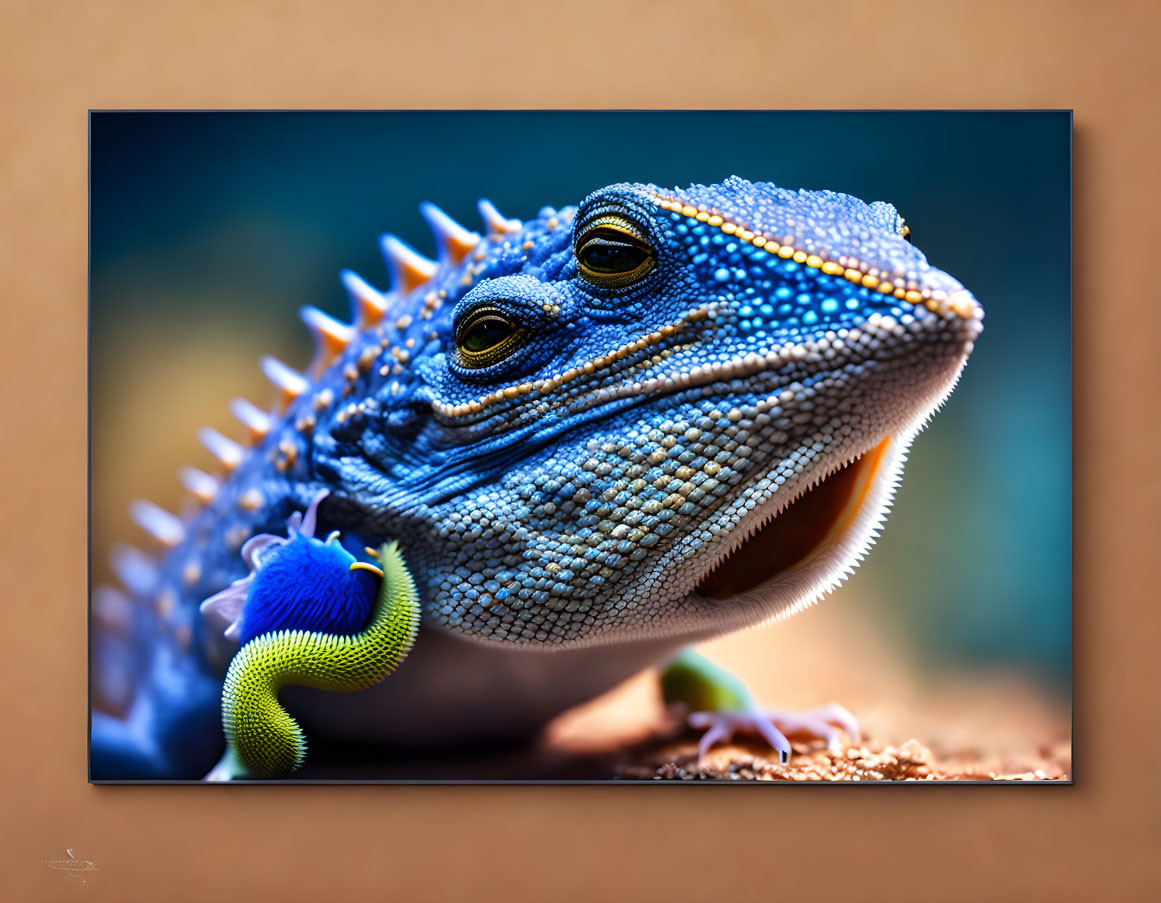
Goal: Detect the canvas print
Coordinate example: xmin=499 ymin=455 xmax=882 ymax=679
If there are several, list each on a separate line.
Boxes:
xmin=89 ymin=111 xmax=1071 ymax=782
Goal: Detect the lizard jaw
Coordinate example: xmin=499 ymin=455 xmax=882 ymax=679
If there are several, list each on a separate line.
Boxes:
xmin=695 ymin=435 xmax=894 ymax=603
xmin=682 ymin=346 xmax=972 ymax=633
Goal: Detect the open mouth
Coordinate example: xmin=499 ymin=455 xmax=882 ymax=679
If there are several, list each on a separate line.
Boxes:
xmin=697 ymin=437 xmax=893 ymax=600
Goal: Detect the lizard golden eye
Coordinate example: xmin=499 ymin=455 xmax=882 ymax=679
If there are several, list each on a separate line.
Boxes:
xmin=575 ymin=215 xmax=656 ymax=288
xmin=900 ymin=223 xmax=912 ymax=243
xmin=455 ymin=309 xmax=524 ymax=368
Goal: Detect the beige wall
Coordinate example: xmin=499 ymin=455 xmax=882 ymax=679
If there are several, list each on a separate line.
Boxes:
xmin=1 ymin=1 xmax=1158 ymax=900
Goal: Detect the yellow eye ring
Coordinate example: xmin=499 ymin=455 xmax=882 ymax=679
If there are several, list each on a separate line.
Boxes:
xmin=575 ymin=215 xmax=656 ymax=289
xmin=454 ymin=308 xmax=524 ymax=369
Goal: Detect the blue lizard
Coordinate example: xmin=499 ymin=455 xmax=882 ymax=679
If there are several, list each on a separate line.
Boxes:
xmin=90 ymin=177 xmax=983 ymax=780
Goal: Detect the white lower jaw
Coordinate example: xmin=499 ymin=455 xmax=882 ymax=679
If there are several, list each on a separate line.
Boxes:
xmin=688 ymin=430 xmax=910 ymax=628
xmin=682 ymin=346 xmax=974 ymax=637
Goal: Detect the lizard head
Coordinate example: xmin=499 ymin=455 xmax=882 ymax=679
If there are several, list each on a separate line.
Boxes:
xmin=301 ymin=177 xmax=983 ymax=649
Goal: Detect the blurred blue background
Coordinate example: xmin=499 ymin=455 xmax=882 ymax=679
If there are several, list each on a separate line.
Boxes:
xmin=90 ymin=111 xmax=1071 ymax=693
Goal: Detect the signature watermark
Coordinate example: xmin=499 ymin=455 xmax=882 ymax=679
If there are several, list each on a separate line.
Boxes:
xmin=41 ymin=849 xmax=97 ymax=883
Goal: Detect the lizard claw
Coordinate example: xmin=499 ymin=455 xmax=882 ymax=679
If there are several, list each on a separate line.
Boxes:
xmin=781 ymin=702 xmax=861 ymax=747
xmin=688 ymin=703 xmax=860 ymax=764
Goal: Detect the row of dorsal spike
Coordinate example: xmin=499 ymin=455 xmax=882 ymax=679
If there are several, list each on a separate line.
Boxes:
xmin=122 ymin=200 xmax=523 ymax=560
xmin=286 ymin=199 xmax=523 ymax=380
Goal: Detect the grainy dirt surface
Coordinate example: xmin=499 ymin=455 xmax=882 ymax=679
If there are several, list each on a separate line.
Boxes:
xmin=610 ymin=733 xmax=1072 ymax=782
xmin=537 ymin=613 xmax=1072 ymax=783
xmin=539 ymin=670 xmax=1071 ymax=783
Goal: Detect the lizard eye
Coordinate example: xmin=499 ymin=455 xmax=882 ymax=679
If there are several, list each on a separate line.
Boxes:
xmin=575 ymin=215 xmax=656 ymax=288
xmin=900 ymin=223 xmax=912 ymax=244
xmin=454 ymin=308 xmax=524 ymax=369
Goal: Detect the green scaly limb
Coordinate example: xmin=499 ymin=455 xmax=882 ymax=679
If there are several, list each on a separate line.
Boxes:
xmin=216 ymin=541 xmax=420 ymax=779
xmin=660 ymin=648 xmax=858 ymax=763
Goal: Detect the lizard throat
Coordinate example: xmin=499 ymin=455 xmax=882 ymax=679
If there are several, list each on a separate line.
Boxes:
xmin=696 ymin=436 xmax=891 ymax=599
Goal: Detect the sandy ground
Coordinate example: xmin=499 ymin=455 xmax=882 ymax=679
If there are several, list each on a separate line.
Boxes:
xmin=539 ymin=598 xmax=1071 ymax=783
xmin=615 ymin=737 xmax=1072 ymax=782
xmin=542 ymin=671 xmax=1071 ymax=783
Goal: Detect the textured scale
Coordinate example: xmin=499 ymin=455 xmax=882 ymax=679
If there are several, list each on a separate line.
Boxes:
xmin=92 ymin=177 xmax=983 ymax=779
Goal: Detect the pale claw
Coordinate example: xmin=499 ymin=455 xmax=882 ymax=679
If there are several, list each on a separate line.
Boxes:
xmin=687 ymin=710 xmax=792 ymax=764
xmin=687 ymin=703 xmax=860 ymax=764
xmin=775 ymin=701 xmax=859 ymax=742
xmin=687 ymin=714 xmax=733 ymax=756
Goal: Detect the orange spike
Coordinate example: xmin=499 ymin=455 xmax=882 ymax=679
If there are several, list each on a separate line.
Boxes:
xmin=300 ymin=305 xmax=354 ymax=371
xmin=341 ymin=269 xmax=389 ymax=329
xmin=261 ymin=356 xmax=309 ymax=411
xmin=179 ymin=466 xmax=220 ymax=504
xmin=110 ymin=544 xmax=158 ymax=596
xmin=229 ymin=397 xmax=272 ymax=445
xmin=129 ymin=500 xmax=185 ymax=548
xmin=420 ymin=202 xmax=481 ymax=266
xmin=379 ymin=234 xmax=437 ymax=295
xmin=478 ymin=198 xmax=522 ymax=235
xmin=198 ymin=427 xmax=245 ymax=472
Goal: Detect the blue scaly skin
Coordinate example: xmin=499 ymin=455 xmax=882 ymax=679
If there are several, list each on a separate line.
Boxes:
xmin=90 ymin=177 xmax=983 ymax=779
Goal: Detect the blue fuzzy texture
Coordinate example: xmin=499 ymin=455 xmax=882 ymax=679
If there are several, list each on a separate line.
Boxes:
xmin=239 ymin=535 xmax=378 ymax=643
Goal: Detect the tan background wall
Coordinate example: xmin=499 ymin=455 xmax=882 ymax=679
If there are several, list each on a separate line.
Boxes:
xmin=1 ymin=1 xmax=1157 ymax=899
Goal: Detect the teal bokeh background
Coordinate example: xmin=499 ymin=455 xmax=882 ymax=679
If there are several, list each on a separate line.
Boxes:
xmin=90 ymin=111 xmax=1071 ymax=691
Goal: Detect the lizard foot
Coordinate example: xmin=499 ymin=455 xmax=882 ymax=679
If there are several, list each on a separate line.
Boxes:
xmin=687 ymin=703 xmax=860 ymax=764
